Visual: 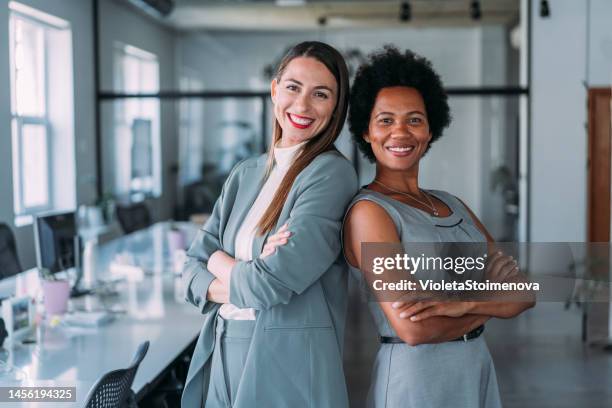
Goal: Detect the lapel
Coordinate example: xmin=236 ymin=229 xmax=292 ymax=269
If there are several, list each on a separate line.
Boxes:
xmin=251 ymin=223 xmax=272 ymax=259
xmin=250 ymin=155 xmax=273 ymax=258
xmin=222 ymin=155 xmax=268 ymax=256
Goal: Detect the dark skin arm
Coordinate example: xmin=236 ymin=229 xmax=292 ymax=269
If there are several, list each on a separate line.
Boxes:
xmin=343 ymin=200 xmax=488 ymax=346
xmin=398 ymin=197 xmax=536 ymax=322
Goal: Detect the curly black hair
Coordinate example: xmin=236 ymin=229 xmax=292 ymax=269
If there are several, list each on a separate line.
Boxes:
xmin=348 ymin=46 xmax=451 ymax=162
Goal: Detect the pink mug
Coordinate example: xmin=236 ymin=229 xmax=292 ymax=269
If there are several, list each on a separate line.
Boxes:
xmin=42 ymin=280 xmax=70 ymax=315
xmin=168 ymin=228 xmax=186 ymax=254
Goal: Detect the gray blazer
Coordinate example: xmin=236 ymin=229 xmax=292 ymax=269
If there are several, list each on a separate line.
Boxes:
xmin=181 ymin=150 xmax=358 ymax=408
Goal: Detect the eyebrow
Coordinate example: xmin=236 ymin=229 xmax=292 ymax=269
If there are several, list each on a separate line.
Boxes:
xmin=375 ymin=110 xmax=426 ymax=117
xmin=285 ymin=78 xmax=334 ymax=92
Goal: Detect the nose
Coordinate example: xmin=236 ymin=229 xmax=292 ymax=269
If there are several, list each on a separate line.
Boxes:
xmin=292 ymin=93 xmax=311 ymax=114
xmin=390 ymin=121 xmax=412 ymax=138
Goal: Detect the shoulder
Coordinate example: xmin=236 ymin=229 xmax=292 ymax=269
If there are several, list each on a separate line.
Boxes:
xmin=343 ymin=196 xmax=400 ymax=265
xmin=224 ymin=155 xmax=265 ymax=183
xmin=295 ymin=150 xmax=358 ymax=195
xmin=345 ymin=198 xmax=395 ymax=230
xmin=306 ymin=150 xmax=357 ymax=178
xmin=232 ymin=155 xmax=264 ymax=176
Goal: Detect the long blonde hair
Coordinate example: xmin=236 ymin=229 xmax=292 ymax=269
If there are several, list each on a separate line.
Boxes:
xmin=256 ymin=41 xmax=350 ymax=235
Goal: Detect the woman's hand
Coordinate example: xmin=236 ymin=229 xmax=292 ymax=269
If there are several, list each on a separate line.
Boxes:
xmin=485 ymin=251 xmax=520 ymax=283
xmin=393 ymin=300 xmax=475 ymax=321
xmin=207 ymin=278 xmax=230 ymax=304
xmin=208 ymin=250 xmax=237 ymax=282
xmin=261 ymin=223 xmax=291 ymax=258
xmin=392 ymin=252 xmax=523 ymax=322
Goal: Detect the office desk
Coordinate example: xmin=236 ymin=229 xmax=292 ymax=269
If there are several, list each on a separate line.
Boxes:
xmin=0 ymin=221 xmax=206 ymax=407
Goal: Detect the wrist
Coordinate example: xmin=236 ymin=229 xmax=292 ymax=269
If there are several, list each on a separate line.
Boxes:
xmin=464 ymin=301 xmax=477 ymax=314
xmin=208 ymin=250 xmax=223 ymax=270
xmin=218 ymin=258 xmax=235 ymax=283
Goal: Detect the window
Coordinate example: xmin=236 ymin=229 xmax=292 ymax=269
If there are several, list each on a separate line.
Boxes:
xmin=113 ymin=44 xmax=161 ymax=199
xmin=178 ymin=68 xmax=204 ymax=186
xmin=9 ymin=2 xmax=75 ymax=225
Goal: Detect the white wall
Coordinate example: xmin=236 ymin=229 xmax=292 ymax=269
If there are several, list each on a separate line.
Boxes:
xmin=587 ymin=0 xmax=612 ymax=86
xmin=529 ymin=0 xmax=612 ymax=242
xmin=529 ymin=0 xmax=588 ymax=241
xmin=0 ymin=0 xmax=95 ymax=269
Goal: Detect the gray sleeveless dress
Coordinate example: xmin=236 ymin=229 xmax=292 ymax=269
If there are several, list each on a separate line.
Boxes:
xmin=345 ymin=188 xmax=502 ymax=408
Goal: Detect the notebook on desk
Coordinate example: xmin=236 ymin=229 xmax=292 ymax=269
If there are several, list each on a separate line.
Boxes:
xmin=63 ymin=311 xmax=114 ymax=327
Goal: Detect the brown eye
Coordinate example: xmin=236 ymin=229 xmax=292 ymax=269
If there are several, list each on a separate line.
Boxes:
xmin=409 ymin=117 xmax=423 ymax=125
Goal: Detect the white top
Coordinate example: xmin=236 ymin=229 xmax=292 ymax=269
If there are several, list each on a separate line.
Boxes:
xmin=219 ymin=141 xmax=306 ymax=320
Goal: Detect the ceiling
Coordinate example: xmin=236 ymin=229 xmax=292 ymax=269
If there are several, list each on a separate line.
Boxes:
xmin=143 ymin=0 xmax=521 ymax=31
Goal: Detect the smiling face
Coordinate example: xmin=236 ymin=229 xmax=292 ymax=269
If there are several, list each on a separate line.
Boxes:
xmin=271 ymin=57 xmax=338 ymax=148
xmin=365 ymin=86 xmax=432 ymax=172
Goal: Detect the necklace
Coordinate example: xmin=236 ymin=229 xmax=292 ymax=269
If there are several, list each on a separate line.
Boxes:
xmin=373 ymin=179 xmax=439 ymax=216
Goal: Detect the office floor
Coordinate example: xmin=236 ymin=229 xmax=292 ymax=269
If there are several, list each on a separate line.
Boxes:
xmin=343 ymin=282 xmax=612 ymax=408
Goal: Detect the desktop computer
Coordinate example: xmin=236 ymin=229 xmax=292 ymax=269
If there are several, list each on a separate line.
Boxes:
xmin=33 ymin=211 xmax=89 ymax=297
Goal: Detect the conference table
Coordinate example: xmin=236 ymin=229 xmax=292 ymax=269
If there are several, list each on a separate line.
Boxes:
xmin=0 ymin=221 xmax=206 ymax=407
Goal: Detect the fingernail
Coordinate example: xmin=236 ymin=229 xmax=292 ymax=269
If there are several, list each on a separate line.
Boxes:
xmin=392 ymin=302 xmax=401 ymax=309
xmin=410 ymin=316 xmax=417 ymax=321
xmin=399 ymin=312 xmax=407 ymax=318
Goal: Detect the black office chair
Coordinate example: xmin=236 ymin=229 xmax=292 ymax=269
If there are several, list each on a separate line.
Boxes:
xmin=115 ymin=202 xmax=152 ymax=234
xmin=83 ymin=341 xmax=150 ymax=408
xmin=0 ymin=223 xmax=22 ymax=279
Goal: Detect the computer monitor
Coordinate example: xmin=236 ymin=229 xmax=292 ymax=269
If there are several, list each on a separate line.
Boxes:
xmin=34 ymin=211 xmax=78 ymax=275
xmin=0 ymin=224 xmax=22 ymax=281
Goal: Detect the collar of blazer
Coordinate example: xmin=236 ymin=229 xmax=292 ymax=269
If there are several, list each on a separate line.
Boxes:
xmin=222 ymin=154 xmax=271 ymax=259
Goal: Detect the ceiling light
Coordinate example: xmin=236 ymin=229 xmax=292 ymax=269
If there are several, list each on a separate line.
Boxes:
xmin=470 ymin=0 xmax=481 ymax=21
xmin=399 ymin=1 xmax=411 ymax=22
xmin=540 ymin=0 xmax=550 ymax=18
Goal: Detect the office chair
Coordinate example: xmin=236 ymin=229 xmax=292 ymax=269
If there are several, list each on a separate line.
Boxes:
xmin=115 ymin=202 xmax=152 ymax=234
xmin=83 ymin=341 xmax=150 ymax=408
xmin=0 ymin=223 xmax=22 ymax=279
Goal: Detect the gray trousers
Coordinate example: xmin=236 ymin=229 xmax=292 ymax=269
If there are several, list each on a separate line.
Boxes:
xmin=204 ymin=316 xmax=255 ymax=407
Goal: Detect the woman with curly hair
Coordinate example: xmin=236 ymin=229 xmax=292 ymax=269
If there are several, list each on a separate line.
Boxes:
xmin=342 ymin=46 xmax=534 ymax=407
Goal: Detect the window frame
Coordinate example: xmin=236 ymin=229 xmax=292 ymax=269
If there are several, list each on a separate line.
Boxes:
xmin=113 ymin=43 xmax=161 ymax=199
xmin=9 ymin=10 xmax=55 ymax=217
